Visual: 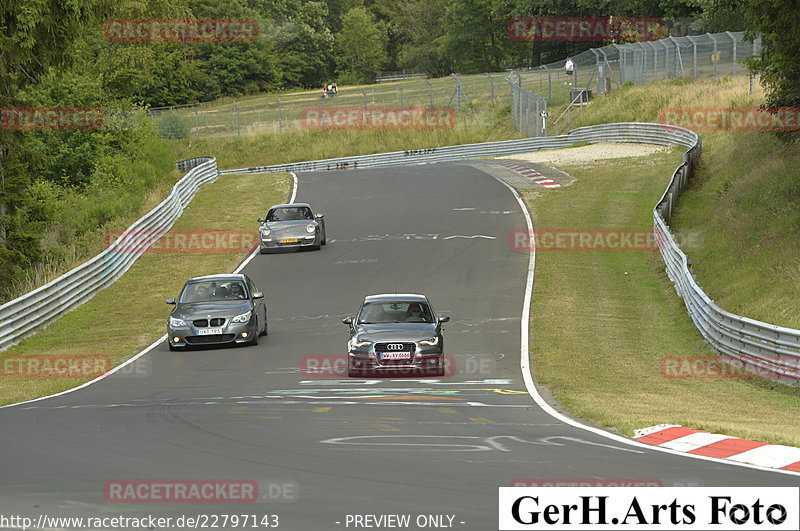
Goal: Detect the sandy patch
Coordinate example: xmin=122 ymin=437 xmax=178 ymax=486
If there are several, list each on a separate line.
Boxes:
xmin=497 ymin=142 xmax=669 ymax=166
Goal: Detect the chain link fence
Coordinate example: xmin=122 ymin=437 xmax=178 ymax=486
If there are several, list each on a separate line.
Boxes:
xmin=147 ymin=73 xmax=510 ymax=139
xmin=509 ymin=31 xmax=760 ymax=136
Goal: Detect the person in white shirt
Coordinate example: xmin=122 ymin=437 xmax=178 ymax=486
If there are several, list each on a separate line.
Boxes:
xmin=565 ymin=58 xmax=574 ymax=85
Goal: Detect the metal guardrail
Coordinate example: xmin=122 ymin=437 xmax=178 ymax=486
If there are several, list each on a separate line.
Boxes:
xmin=3 ymin=122 xmax=797 ymax=385
xmin=222 ymin=122 xmax=800 ymax=385
xmin=0 ymin=158 xmax=219 ymax=351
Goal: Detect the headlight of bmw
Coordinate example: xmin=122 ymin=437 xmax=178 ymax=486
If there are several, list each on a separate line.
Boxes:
xmin=419 ymin=337 xmax=439 ymax=346
xmin=169 ymin=317 xmax=187 ymax=327
xmin=306 ymin=223 xmax=316 ymax=234
xmin=232 ymin=311 xmax=252 ymax=323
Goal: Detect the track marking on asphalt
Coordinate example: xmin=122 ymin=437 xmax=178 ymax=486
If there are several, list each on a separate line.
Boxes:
xmin=313 ymin=407 xmax=332 ymax=413
xmin=320 ymin=435 xmax=643 ymax=453
xmin=369 ymin=423 xmax=401 ymax=432
xmin=442 ymin=234 xmax=496 ymax=240
xmin=298 ymin=378 xmax=514 ymax=386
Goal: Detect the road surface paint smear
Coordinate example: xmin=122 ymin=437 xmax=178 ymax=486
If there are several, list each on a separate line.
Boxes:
xmin=635 ymin=424 xmax=800 ymax=472
xmin=495 ymin=161 xmax=561 ymax=188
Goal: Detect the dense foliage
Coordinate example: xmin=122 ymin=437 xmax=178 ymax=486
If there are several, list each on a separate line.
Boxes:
xmin=0 ymin=0 xmax=796 ymax=301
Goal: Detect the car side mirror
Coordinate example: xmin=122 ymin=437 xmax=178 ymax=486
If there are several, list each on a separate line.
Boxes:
xmin=315 ymin=213 xmax=324 ymax=219
xmin=342 ymin=316 xmax=353 ymax=325
xmin=166 ymin=298 xmax=176 ymax=305
xmin=257 ymin=217 xmax=265 ymax=223
xmin=253 ymin=291 xmax=264 ymax=299
xmin=437 ymin=315 xmax=450 ymax=323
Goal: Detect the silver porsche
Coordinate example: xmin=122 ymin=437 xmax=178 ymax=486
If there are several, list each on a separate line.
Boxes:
xmin=343 ymin=294 xmax=450 ymax=377
xmin=166 ymin=274 xmax=268 ymax=351
xmin=257 ymin=203 xmax=326 ymax=253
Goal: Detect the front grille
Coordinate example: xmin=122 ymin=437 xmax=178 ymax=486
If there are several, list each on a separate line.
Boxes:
xmin=193 ymin=318 xmax=225 ymax=327
xmin=375 ymin=342 xmax=415 ymax=352
xmin=185 ymin=334 xmax=236 ymax=344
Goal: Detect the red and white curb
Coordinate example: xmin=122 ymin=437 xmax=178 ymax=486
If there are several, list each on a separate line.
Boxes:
xmin=496 ymin=161 xmax=561 ymax=188
xmin=635 ymin=424 xmax=800 ymax=473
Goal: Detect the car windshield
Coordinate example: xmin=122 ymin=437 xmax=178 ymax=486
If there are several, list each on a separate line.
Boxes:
xmin=266 ymin=207 xmax=313 ymax=222
xmin=178 ymin=281 xmax=247 ymax=303
xmin=357 ymin=301 xmax=432 ymax=324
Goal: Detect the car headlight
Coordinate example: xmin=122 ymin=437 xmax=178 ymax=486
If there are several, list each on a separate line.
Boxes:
xmin=259 ymin=226 xmax=271 ymax=236
xmin=350 ymin=339 xmax=372 ymax=348
xmin=232 ymin=311 xmax=252 ymax=323
xmin=306 ymin=223 xmax=316 ymax=234
xmin=169 ymin=317 xmax=187 ymax=327
xmin=419 ymin=337 xmax=439 ymax=346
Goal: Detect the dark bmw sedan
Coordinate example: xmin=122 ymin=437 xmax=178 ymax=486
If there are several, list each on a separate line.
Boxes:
xmin=343 ymin=294 xmax=449 ymax=377
xmin=166 ymin=274 xmax=267 ymax=351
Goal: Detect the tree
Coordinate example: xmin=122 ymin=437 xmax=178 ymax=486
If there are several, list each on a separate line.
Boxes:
xmin=440 ymin=0 xmax=516 ymax=73
xmin=334 ymin=7 xmax=388 ymax=84
xmin=395 ymin=0 xmax=448 ymax=77
xmin=0 ymin=0 xmax=109 ymax=295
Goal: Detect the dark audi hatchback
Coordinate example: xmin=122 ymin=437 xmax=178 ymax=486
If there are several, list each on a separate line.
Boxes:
xmin=343 ymin=294 xmax=449 ymax=377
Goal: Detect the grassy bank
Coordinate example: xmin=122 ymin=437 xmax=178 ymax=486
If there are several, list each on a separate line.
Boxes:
xmin=168 ymin=105 xmax=521 ymax=169
xmin=527 ymin=151 xmax=800 ymax=446
xmin=566 ymin=76 xmax=800 ymax=328
xmin=527 ymin=75 xmax=800 ymax=445
xmin=0 ymin=172 xmax=290 ymax=406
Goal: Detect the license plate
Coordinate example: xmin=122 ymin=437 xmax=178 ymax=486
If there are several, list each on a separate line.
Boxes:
xmin=280 ymin=238 xmax=299 ymax=243
xmin=198 ymin=328 xmax=223 ymax=335
xmin=380 ymin=352 xmax=411 ymax=360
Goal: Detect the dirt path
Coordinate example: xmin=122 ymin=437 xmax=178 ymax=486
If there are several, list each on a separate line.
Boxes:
xmin=497 ymin=142 xmax=669 ymax=165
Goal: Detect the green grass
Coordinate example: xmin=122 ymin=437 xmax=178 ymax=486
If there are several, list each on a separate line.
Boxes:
xmin=168 ymin=105 xmax=522 ymax=170
xmin=527 ymin=152 xmax=800 ymax=446
xmin=565 ymin=75 xmax=800 ymax=328
xmin=0 ymin=172 xmax=291 ymax=406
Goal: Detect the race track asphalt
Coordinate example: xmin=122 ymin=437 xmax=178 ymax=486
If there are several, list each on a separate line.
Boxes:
xmin=0 ymin=163 xmax=795 ymax=530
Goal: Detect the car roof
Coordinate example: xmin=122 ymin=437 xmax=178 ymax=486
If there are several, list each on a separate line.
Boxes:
xmin=269 ymin=203 xmax=311 ymax=209
xmin=186 ymin=274 xmax=246 ymax=283
xmin=363 ymin=294 xmax=429 ymax=303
